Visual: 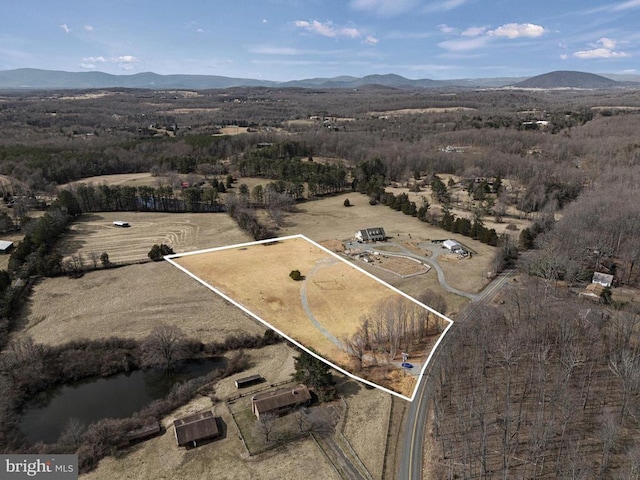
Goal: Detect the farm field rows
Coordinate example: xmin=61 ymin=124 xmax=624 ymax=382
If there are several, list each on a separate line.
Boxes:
xmin=57 ymin=211 xmax=253 ymax=264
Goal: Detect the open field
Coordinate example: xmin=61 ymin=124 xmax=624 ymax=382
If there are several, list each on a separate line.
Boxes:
xmin=340 ymin=380 xmax=392 ymax=479
xmin=277 ymin=192 xmax=494 ymax=298
xmin=13 ymin=262 xmax=265 ymax=346
xmin=369 ymin=107 xmax=477 ymax=116
xmin=170 ymin=236 xmax=452 ymax=399
xmin=57 ymin=211 xmax=253 ymax=264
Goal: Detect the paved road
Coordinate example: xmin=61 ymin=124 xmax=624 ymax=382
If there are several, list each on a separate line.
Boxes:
xmin=398 ymin=267 xmax=517 ymax=480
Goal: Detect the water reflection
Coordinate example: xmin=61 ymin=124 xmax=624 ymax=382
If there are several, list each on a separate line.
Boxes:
xmin=20 ymin=358 xmax=225 ymax=444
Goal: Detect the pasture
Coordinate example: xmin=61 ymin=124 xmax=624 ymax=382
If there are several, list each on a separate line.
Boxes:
xmin=14 ymin=262 xmax=265 ymax=346
xmin=169 ymin=236 xmax=452 ymax=399
xmin=276 ymin=192 xmax=494 ymax=302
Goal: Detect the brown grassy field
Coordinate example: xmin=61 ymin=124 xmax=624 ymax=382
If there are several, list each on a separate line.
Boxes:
xmin=57 ymin=211 xmax=253 ymax=264
xmin=276 ymin=192 xmax=491 ymax=306
xmin=340 ymin=381 xmax=392 ymax=479
xmin=171 ymin=236 xmax=449 ymax=399
xmin=368 ymin=107 xmax=477 ymax=116
xmin=13 ymin=262 xmax=265 ymax=346
xmin=81 ymin=396 xmax=341 ymax=480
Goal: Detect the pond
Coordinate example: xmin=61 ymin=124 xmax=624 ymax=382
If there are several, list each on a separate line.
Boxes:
xmin=20 ymin=357 xmax=225 ymax=444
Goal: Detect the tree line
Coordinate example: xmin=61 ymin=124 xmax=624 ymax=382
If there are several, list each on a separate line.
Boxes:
xmin=0 ymin=327 xmax=281 ymax=472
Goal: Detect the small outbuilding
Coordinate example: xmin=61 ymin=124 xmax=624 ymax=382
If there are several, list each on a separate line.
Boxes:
xmin=0 ymin=240 xmax=14 ymax=254
xmin=173 ymin=410 xmax=219 ymax=447
xmin=592 ymin=272 xmax=614 ymax=288
xmin=251 ymin=385 xmax=311 ymax=419
xmin=124 ymin=421 xmax=161 ymax=446
xmin=355 ymin=227 xmax=386 ymax=242
xmin=235 ymin=374 xmax=263 ymax=389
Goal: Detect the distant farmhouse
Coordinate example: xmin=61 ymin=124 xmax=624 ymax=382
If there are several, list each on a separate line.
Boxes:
xmin=173 ymin=410 xmax=220 ymax=447
xmin=355 ymin=227 xmax=386 ymax=242
xmin=0 ymin=240 xmax=14 ymax=254
xmin=251 ymin=385 xmax=311 ymax=419
xmin=592 ymin=272 xmax=614 ymax=288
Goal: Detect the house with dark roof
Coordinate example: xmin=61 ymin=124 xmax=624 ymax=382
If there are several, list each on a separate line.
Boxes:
xmin=251 ymin=385 xmax=311 ymax=419
xmin=123 ymin=421 xmax=161 ymax=446
xmin=355 ymin=227 xmax=386 ymax=242
xmin=173 ymin=410 xmax=219 ymax=447
xmin=235 ymin=374 xmax=263 ymax=389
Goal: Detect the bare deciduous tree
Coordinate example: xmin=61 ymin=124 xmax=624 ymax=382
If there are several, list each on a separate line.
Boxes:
xmin=142 ymin=324 xmax=188 ymax=371
xmin=254 ymin=413 xmax=278 ymax=443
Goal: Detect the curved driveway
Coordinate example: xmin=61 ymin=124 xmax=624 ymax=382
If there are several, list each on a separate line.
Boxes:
xmin=345 ymin=240 xmax=477 ymax=300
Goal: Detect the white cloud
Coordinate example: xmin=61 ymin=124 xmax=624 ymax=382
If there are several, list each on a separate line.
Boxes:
xmin=83 ymin=56 xmax=106 ymax=63
xmin=438 ymin=36 xmax=489 ymax=52
xmin=250 ymin=45 xmax=300 ymax=55
xmin=560 ymin=54 xmax=568 ymax=60
xmin=113 ymin=56 xmax=139 ymax=70
xmin=573 ymin=37 xmax=629 ymax=59
xmin=115 ymin=55 xmax=138 ymax=63
xmin=424 ymin=0 xmax=469 ymax=13
xmin=80 ymin=56 xmax=106 ymax=69
xmin=349 ymin=0 xmax=417 ymax=15
xmin=598 ymin=37 xmax=617 ymax=49
xmin=84 ymin=25 xmax=94 ymax=32
xmin=262 ymin=19 xmax=268 ymax=24
xmin=80 ymin=55 xmax=139 ymax=70
xmin=60 ymin=24 xmax=70 ymax=34
xmin=438 ymin=24 xmax=457 ymax=34
xmin=487 ymin=23 xmax=545 ymax=39
xmin=364 ymin=35 xmax=379 ymax=45
xmin=612 ymin=0 xmax=640 ymax=11
xmin=294 ymin=20 xmax=364 ymax=40
xmin=462 ymin=27 xmax=486 ymax=37
xmin=438 ymin=22 xmax=545 ymax=52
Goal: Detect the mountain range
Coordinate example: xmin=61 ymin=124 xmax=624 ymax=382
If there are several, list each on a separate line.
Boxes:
xmin=0 ymin=68 xmax=638 ymax=91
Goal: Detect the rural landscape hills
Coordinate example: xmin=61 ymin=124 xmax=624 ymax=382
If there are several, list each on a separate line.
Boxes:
xmin=0 ymin=67 xmax=639 ymax=90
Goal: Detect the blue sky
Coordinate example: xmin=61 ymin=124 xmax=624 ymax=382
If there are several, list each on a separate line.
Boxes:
xmin=1 ymin=0 xmax=638 ymax=80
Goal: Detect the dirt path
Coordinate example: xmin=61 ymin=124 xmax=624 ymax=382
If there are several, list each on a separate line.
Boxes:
xmin=300 ymin=257 xmax=345 ymax=350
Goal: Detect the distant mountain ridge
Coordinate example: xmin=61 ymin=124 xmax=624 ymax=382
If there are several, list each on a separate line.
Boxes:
xmin=0 ymin=68 xmax=638 ymax=90
xmin=512 ymin=71 xmax=621 ymax=89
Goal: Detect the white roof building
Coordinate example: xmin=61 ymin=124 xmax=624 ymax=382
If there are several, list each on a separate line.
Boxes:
xmin=443 ymin=239 xmax=462 ymax=251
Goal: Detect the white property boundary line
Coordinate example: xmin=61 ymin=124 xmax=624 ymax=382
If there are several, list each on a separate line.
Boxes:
xmin=164 ymin=234 xmax=454 ymax=402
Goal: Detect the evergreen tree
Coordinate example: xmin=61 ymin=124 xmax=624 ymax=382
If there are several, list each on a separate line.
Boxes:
xmin=292 ymin=350 xmax=336 ymax=402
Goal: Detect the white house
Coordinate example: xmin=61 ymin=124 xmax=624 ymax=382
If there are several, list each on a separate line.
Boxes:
xmin=0 ymin=240 xmax=13 ymax=254
xmin=355 ymin=227 xmax=386 ymax=242
xmin=592 ymin=272 xmax=614 ymax=288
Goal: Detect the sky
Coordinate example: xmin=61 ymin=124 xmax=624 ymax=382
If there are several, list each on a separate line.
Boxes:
xmin=1 ymin=0 xmax=638 ymax=81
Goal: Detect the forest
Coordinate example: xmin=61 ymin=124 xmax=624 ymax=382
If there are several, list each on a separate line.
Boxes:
xmin=0 ymin=84 xmax=639 ymax=478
